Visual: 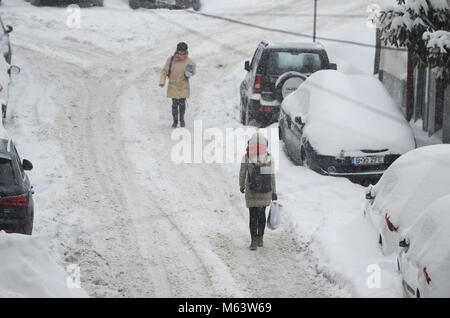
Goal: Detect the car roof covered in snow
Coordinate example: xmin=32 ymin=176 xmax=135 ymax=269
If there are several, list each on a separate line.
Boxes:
xmin=373 ymin=144 xmax=450 ymax=232
xmin=264 ymin=41 xmax=326 ymax=51
xmin=281 ymin=70 xmax=415 ymax=156
xmin=404 ymin=194 xmax=450 ymax=297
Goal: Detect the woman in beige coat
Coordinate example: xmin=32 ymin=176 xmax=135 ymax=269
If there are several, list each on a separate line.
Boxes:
xmin=239 ymin=132 xmax=277 ymax=250
xmin=160 ymin=42 xmax=195 ymax=128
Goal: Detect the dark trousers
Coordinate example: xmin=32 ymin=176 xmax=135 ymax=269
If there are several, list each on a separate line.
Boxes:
xmin=249 ymin=207 xmax=266 ymax=239
xmin=172 ymin=98 xmax=186 ymax=122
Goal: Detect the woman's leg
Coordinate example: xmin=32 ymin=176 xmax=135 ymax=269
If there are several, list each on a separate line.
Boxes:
xmin=256 ymin=207 xmax=266 ymax=238
xmin=249 ymin=207 xmax=258 ymax=240
xmin=179 ymin=99 xmax=186 ymax=125
xmin=172 ymin=99 xmax=179 ymax=125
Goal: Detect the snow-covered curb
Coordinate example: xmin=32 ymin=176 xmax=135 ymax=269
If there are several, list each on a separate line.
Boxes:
xmin=0 ymin=232 xmax=88 ymax=298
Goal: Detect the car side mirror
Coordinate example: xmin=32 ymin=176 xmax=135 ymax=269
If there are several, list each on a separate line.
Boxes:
xmin=244 ymin=60 xmax=251 ymax=72
xmin=23 ymin=159 xmax=33 ymax=171
xmin=329 ymin=63 xmax=337 ymax=70
xmin=399 ymin=239 xmax=409 ymax=248
xmin=365 ymin=185 xmax=375 ymax=200
xmin=5 ymin=25 xmax=13 ymax=34
xmin=8 ymin=65 xmax=21 ymax=76
xmin=294 ymin=116 xmax=304 ymax=126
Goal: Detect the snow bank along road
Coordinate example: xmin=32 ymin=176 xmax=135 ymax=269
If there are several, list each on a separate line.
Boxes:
xmin=2 ymin=0 xmax=374 ymax=297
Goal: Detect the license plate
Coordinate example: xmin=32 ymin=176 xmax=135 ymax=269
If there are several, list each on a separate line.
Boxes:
xmin=352 ymin=156 xmax=384 ymax=165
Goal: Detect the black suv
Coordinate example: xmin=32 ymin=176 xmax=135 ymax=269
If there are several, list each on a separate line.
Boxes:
xmin=0 ymin=15 xmax=13 ymax=64
xmin=0 ymin=138 xmax=34 ymax=235
xmin=239 ymin=41 xmax=336 ymax=126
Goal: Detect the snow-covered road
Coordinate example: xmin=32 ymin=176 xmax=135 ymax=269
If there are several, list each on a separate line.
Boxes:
xmin=1 ymin=0 xmax=388 ymax=297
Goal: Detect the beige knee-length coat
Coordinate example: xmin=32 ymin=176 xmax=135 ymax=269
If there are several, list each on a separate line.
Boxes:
xmin=160 ymin=56 xmax=194 ymax=99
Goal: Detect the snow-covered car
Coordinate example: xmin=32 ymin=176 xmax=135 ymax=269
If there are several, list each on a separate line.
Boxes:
xmin=28 ymin=0 xmax=104 ymax=7
xmin=0 ymin=134 xmax=34 ymax=235
xmin=279 ymin=70 xmax=415 ymax=185
xmin=240 ymin=41 xmax=336 ymax=126
xmin=397 ymin=194 xmax=450 ymax=298
xmin=0 ymin=15 xmax=13 ymax=64
xmin=0 ymin=57 xmax=20 ymax=119
xmin=364 ymin=144 xmax=450 ymax=256
xmin=129 ymin=0 xmax=201 ymax=11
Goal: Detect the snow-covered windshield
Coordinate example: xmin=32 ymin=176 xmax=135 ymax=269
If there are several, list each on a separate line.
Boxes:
xmin=266 ymin=51 xmax=322 ymax=75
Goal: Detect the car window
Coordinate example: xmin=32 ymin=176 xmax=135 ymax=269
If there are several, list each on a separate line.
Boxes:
xmin=13 ymin=146 xmax=24 ymax=179
xmin=0 ymin=157 xmax=17 ymax=185
xmin=266 ymin=51 xmax=323 ymax=76
xmin=249 ymin=46 xmax=260 ymax=69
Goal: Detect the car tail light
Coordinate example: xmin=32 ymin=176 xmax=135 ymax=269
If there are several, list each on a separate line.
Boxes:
xmin=385 ymin=214 xmax=399 ymax=232
xmin=423 ymin=267 xmax=431 ymax=285
xmin=0 ymin=193 xmax=28 ymax=207
xmin=253 ymin=75 xmax=261 ymax=94
xmin=258 ymin=106 xmax=272 ymax=112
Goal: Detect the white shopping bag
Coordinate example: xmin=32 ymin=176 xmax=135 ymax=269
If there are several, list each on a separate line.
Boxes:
xmin=267 ymin=201 xmax=281 ymax=230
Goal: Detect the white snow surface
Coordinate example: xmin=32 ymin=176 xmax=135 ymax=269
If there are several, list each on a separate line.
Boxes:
xmin=0 ymin=232 xmax=88 ymax=297
xmin=282 ymin=70 xmax=415 ymax=156
xmin=405 ymin=194 xmax=450 ymax=298
xmin=0 ymin=0 xmax=414 ymax=298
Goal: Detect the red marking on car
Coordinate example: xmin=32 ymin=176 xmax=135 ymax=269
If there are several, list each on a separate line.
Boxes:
xmin=253 ymin=75 xmax=261 ymax=94
xmin=385 ymin=213 xmax=399 ymax=232
xmin=424 ymin=267 xmax=431 ymax=285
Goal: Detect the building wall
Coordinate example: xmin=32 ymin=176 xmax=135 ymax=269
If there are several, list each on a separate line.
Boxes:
xmin=378 ymin=45 xmax=408 ymax=113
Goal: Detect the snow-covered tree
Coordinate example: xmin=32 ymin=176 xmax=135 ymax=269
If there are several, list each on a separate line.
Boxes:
xmin=371 ymin=0 xmax=450 ymax=83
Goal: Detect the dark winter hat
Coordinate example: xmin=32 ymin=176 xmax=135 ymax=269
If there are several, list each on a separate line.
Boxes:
xmin=176 ymin=42 xmax=188 ymax=52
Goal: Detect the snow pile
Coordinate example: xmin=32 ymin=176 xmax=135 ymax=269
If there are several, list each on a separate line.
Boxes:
xmin=0 ymin=232 xmax=88 ymax=297
xmin=373 ymin=144 xmax=450 ymax=232
xmin=405 ymin=194 xmax=450 ymax=297
xmin=283 ymin=70 xmax=415 ymax=156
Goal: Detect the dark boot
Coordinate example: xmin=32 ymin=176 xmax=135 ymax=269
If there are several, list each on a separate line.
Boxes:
xmin=180 ymin=120 xmax=185 ymax=127
xmin=257 ymin=236 xmax=264 ymax=247
xmin=249 ymin=238 xmax=258 ymax=250
xmin=172 ymin=121 xmax=178 ymax=128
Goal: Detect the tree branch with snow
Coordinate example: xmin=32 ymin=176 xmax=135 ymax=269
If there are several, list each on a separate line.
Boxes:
xmin=370 ymin=0 xmax=450 ymax=83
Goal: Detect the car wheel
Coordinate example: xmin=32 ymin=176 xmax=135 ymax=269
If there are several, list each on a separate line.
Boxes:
xmin=2 ymin=104 xmax=6 ymax=119
xmin=278 ymin=123 xmax=283 ymax=140
xmin=129 ymin=0 xmax=140 ymax=9
xmin=240 ymin=99 xmax=246 ymax=125
xmin=245 ymin=102 xmax=251 ymax=125
xmin=300 ymin=146 xmax=307 ymax=167
xmin=416 ymin=289 xmax=421 ymax=298
xmin=397 ymin=258 xmax=400 ymax=273
xmin=192 ymin=0 xmax=202 ymax=11
xmin=22 ymin=210 xmax=34 ymax=235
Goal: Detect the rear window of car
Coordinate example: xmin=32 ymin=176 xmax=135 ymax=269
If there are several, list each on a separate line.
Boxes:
xmin=265 ymin=51 xmax=323 ymax=76
xmin=0 ymin=158 xmax=17 ymax=185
